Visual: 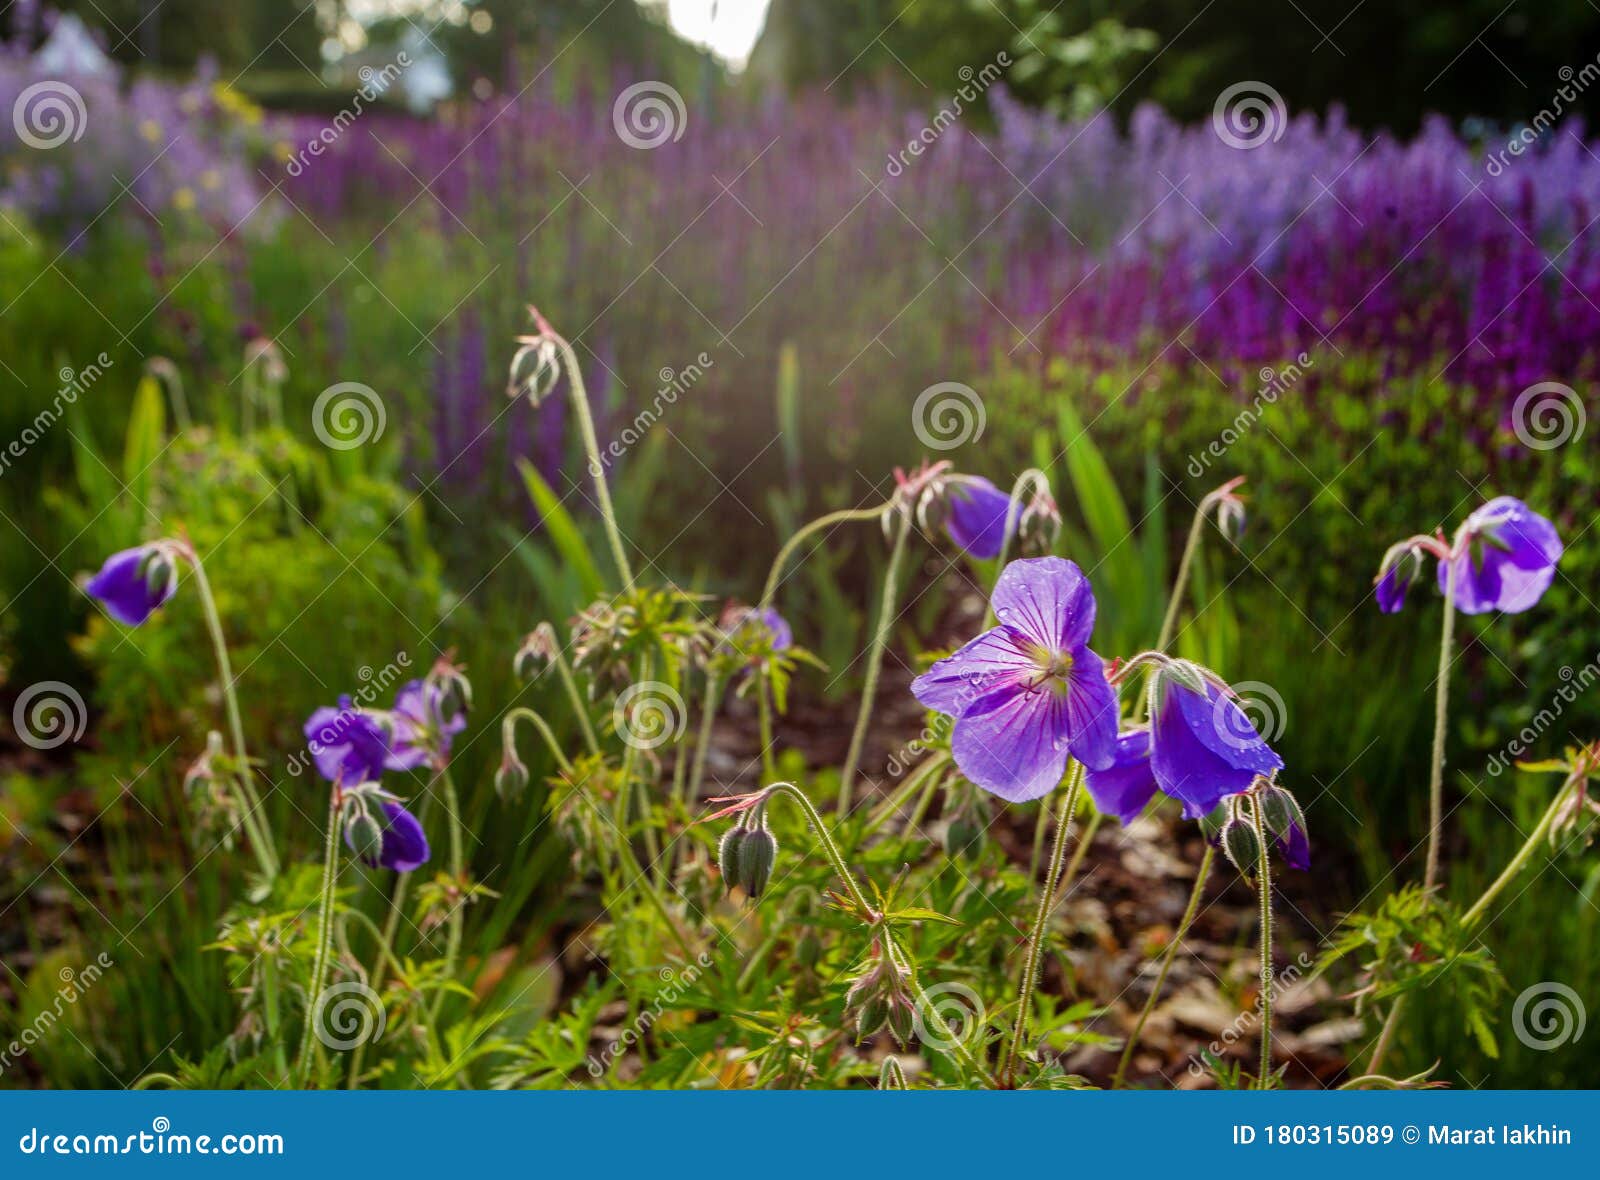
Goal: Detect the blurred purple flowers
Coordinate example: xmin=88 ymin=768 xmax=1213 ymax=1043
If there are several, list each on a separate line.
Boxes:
xmin=911 ymin=557 xmax=1118 ymax=802
xmin=304 ymin=696 xmax=393 ymax=785
xmin=85 ymin=543 xmax=178 ymax=626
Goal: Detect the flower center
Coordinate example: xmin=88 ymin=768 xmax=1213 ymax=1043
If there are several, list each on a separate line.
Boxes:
xmin=1027 ymin=645 xmax=1074 ymax=692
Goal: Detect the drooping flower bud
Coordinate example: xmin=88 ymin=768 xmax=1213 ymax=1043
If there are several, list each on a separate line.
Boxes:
xmin=343 ymin=800 xmax=387 ymax=864
xmin=1373 ymin=540 xmax=1426 ymax=615
xmin=737 ymin=816 xmax=778 ymax=900
xmin=1220 ymin=805 xmax=1263 ymax=880
xmin=844 ymin=942 xmax=918 ymax=1045
xmin=513 ymin=623 xmax=561 ymax=681
xmin=1256 ymin=780 xmax=1310 ymax=870
xmin=495 ymin=748 xmax=530 ymax=802
xmin=718 ymin=824 xmax=748 ymax=896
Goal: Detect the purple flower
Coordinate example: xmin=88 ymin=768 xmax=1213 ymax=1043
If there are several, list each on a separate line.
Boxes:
xmin=943 ymin=476 xmax=1018 ymax=559
xmin=1374 ymin=556 xmax=1415 ymax=614
xmin=911 ymin=557 xmax=1118 ymax=802
xmin=1440 ymin=496 xmax=1562 ymax=615
xmin=348 ymin=800 xmax=430 ymax=872
xmin=1274 ymin=815 xmax=1311 ymax=871
xmin=387 ymin=678 xmax=468 ymax=769
xmin=1150 ymin=667 xmax=1284 ymax=819
xmin=1084 ymin=728 xmax=1158 ymax=823
xmin=304 ymin=697 xmax=392 ymax=785
xmin=85 ymin=544 xmax=178 ymax=626
xmin=753 ymin=607 xmax=792 ymax=652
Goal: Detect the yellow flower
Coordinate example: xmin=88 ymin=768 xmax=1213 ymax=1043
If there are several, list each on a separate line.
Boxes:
xmin=200 ymin=169 xmax=221 ymax=191
xmin=172 ymin=187 xmax=196 ymax=212
xmin=139 ymin=119 xmax=162 ymax=143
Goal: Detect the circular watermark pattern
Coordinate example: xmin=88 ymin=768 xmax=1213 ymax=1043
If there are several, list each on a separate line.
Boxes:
xmin=1212 ymin=82 xmax=1287 ymax=150
xmin=1212 ymin=679 xmax=1287 ymax=749
xmin=13 ymin=81 xmax=87 ymax=149
xmin=612 ymin=81 xmax=687 ymax=150
xmin=12 ymin=681 xmax=88 ymax=750
xmin=151 ymin=1116 xmax=171 ymax=1134
xmin=612 ymin=681 xmax=687 ymax=750
xmin=1511 ymin=981 xmax=1586 ymax=1051
xmin=912 ymin=381 xmax=986 ymax=451
xmin=312 ymin=382 xmax=387 ymax=450
xmin=1511 ymin=381 xmax=1585 ymax=451
xmin=313 ymin=980 xmax=387 ymax=1050
xmin=911 ymin=981 xmax=985 ymax=1052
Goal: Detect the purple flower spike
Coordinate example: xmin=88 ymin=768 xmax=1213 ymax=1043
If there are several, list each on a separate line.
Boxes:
xmin=1084 ymin=728 xmax=1158 ymax=824
xmin=943 ymin=476 xmax=1018 ymax=559
xmin=348 ymin=800 xmax=430 ymax=872
xmin=1150 ymin=668 xmax=1284 ymax=819
xmin=911 ymin=557 xmax=1119 ymax=803
xmin=85 ymin=544 xmax=179 ymax=626
xmin=304 ymin=697 xmax=392 ymax=785
xmin=388 ymin=679 xmax=468 ymax=770
xmin=1440 ymin=496 xmax=1562 ymax=615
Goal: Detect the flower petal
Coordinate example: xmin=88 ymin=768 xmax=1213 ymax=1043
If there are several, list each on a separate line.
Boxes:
xmin=989 ymin=556 xmax=1096 ymax=651
xmin=950 ymin=684 xmax=1071 ymax=803
xmin=375 ymin=801 xmax=430 ymax=872
xmin=1084 ymin=729 xmax=1158 ymax=824
xmin=943 ymin=477 xmax=1017 ymax=559
xmin=1062 ymin=646 xmax=1118 ymax=771
xmin=911 ymin=626 xmax=1035 ymax=718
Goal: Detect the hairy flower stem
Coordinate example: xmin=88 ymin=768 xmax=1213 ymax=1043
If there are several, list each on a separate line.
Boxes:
xmin=295 ymin=790 xmax=344 ymax=1086
xmin=1462 ymin=782 xmax=1569 ymax=928
xmin=1253 ymin=801 xmax=1275 ymax=1088
xmin=187 ymin=548 xmax=278 ymax=882
xmin=549 ymin=330 xmax=634 ymax=587
xmin=1158 ymin=504 xmax=1209 ymax=652
xmin=761 ymin=781 xmax=994 ymax=1085
xmin=684 ymin=674 xmax=722 ymax=809
xmin=1423 ymin=556 xmax=1459 ymax=894
xmin=755 ymin=502 xmax=893 ymax=781
xmin=838 ymin=509 xmax=912 ymax=814
xmin=1112 ymin=846 xmax=1213 ymax=1088
xmin=1002 ymin=762 xmax=1084 ymax=1084
xmin=551 ymin=647 xmax=600 ymax=756
xmin=429 ymin=768 xmax=467 ymax=1025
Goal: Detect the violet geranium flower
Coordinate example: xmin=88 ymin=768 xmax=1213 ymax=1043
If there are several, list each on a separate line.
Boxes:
xmin=942 ymin=476 xmax=1018 ymax=559
xmin=1440 ymin=496 xmax=1563 ymax=615
xmin=911 ymin=557 xmax=1118 ymax=802
xmin=1083 ymin=728 xmax=1158 ymax=823
xmin=1149 ymin=664 xmax=1284 ymax=819
xmin=304 ymin=697 xmax=393 ymax=785
xmin=387 ymin=678 xmax=468 ymax=770
xmin=85 ymin=543 xmax=179 ymax=626
xmin=347 ymin=800 xmax=430 ymax=872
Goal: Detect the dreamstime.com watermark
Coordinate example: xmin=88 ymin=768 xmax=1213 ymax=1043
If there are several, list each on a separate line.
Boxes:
xmin=1485 ymin=657 xmax=1600 ymax=776
xmin=1186 ymin=353 xmax=1312 ymax=477
xmin=285 ymin=54 xmax=411 ymax=176
xmin=589 ymin=352 xmax=713 ymax=473
xmin=585 ymin=953 xmax=713 ymax=1076
xmin=1484 ymin=58 xmax=1600 ymax=177
xmin=885 ymin=52 xmax=1010 ymax=177
xmin=0 ymin=353 xmax=112 ymax=478
xmin=0 ymin=952 xmax=113 ymax=1075
xmin=18 ymin=1117 xmax=283 ymax=1157
xmin=1185 ymin=952 xmax=1312 ymax=1078
xmin=285 ymin=653 xmax=413 ymax=777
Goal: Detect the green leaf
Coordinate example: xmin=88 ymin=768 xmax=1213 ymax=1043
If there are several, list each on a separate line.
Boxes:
xmin=516 ymin=459 xmax=604 ymax=601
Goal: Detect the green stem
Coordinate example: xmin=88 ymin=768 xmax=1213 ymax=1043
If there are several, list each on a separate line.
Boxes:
xmin=186 ymin=547 xmax=278 ymax=881
xmin=346 ymin=871 xmax=413 ymax=1088
xmin=550 ymin=330 xmax=634 ymax=587
xmin=295 ymin=790 xmax=343 ymax=1086
xmin=1254 ymin=800 xmax=1274 ymax=1089
xmin=685 ymin=674 xmax=722 ymax=807
xmin=856 ymin=752 xmax=950 ymax=844
xmin=504 ymin=706 xmax=577 ymax=777
xmin=838 ymin=509 xmax=912 ymax=814
xmin=551 ymin=647 xmax=600 ymax=756
xmin=1461 ymin=782 xmax=1569 ymax=929
xmin=1113 ymin=845 xmax=1213 ymax=1088
xmin=1423 ymin=556 xmax=1459 ymax=893
xmin=1002 ymin=762 xmax=1084 ymax=1083
xmin=1157 ymin=504 xmax=1208 ymax=652
xmin=428 ymin=767 xmax=466 ymax=1024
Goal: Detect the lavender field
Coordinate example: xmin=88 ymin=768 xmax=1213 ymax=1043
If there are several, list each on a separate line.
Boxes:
xmin=1 ymin=1 xmax=1597 ymax=1101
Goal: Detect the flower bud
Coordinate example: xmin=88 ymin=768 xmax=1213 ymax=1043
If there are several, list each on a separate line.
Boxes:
xmin=344 ymin=804 xmax=386 ymax=864
xmin=1258 ymin=783 xmax=1305 ymax=841
xmin=717 ymin=825 xmax=747 ymax=896
xmin=737 ymin=819 xmax=778 ymax=900
xmin=513 ymin=624 xmax=560 ymax=681
xmin=495 ymin=749 xmax=530 ymax=802
xmin=141 ymin=547 xmax=177 ymax=600
xmin=1220 ymin=812 xmax=1262 ymax=879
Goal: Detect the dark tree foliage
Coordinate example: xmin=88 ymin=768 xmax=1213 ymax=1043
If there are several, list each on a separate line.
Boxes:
xmin=752 ymin=0 xmax=1600 ymax=133
xmin=47 ymin=0 xmax=321 ymax=73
